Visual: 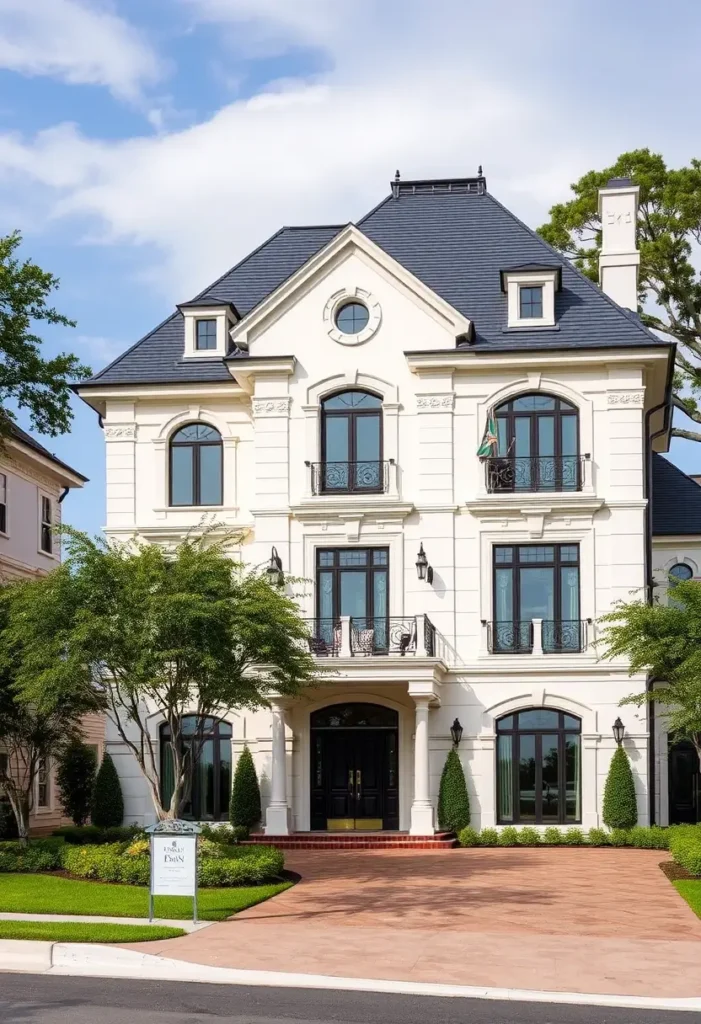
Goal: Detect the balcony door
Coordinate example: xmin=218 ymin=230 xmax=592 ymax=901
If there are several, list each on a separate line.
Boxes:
xmin=494 ymin=393 xmax=579 ymax=491
xmin=493 ymin=544 xmax=580 ymax=653
xmin=317 ymin=548 xmax=388 ymax=651
xmin=321 ymin=390 xmax=382 ymax=493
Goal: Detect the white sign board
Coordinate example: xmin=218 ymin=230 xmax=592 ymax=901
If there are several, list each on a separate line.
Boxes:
xmin=151 ymin=834 xmax=197 ymax=897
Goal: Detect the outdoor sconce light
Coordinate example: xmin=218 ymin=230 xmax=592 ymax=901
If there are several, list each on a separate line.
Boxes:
xmin=450 ymin=718 xmax=463 ymax=748
xmin=612 ymin=717 xmax=625 ymax=747
xmin=266 ymin=546 xmax=284 ymax=587
xmin=416 ymin=543 xmax=433 ymax=585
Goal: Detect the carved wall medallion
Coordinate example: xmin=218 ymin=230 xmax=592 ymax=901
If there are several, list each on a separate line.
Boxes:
xmin=607 ymin=391 xmax=645 ymax=407
xmin=252 ymin=398 xmax=291 ymax=416
xmin=416 ymin=394 xmax=455 ymax=410
xmin=104 ymin=425 xmax=137 ymax=439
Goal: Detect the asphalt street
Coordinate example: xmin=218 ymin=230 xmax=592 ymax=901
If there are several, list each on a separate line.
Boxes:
xmin=0 ymin=975 xmax=700 ymax=1024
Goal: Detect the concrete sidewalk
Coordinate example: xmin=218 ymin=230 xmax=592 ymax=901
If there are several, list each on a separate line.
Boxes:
xmin=124 ymin=848 xmax=701 ymax=999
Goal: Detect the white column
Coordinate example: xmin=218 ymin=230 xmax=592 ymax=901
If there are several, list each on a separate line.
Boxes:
xmin=265 ymin=699 xmax=291 ymax=835
xmin=410 ymin=697 xmax=435 ymax=834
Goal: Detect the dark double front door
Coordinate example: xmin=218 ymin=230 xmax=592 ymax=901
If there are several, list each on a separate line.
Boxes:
xmin=669 ymin=740 xmax=701 ymax=824
xmin=310 ymin=703 xmax=399 ymax=831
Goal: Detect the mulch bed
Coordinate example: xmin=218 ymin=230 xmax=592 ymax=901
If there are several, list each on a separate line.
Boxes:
xmin=660 ymin=859 xmax=695 ymax=881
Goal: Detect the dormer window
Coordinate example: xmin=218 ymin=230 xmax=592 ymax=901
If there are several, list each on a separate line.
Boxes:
xmin=196 ymin=318 xmax=217 ymax=351
xmin=500 ymin=265 xmax=561 ymax=329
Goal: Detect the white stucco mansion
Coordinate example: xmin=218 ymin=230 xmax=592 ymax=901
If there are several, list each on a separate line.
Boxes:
xmin=78 ymin=172 xmax=701 ymax=835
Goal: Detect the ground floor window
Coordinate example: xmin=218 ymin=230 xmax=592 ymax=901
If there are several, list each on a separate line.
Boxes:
xmin=497 ymin=709 xmax=581 ymax=824
xmin=160 ymin=716 xmax=232 ymax=821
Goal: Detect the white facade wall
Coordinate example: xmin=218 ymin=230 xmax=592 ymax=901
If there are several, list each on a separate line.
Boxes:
xmin=95 ymin=241 xmax=665 ymax=831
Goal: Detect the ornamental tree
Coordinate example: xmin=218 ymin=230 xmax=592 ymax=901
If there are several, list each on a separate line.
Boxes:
xmin=91 ymin=752 xmax=124 ymax=828
xmin=11 ymin=528 xmax=316 ymax=821
xmin=229 ymin=746 xmax=261 ymax=830
xmin=602 ymin=747 xmax=638 ymax=829
xmin=437 ymin=748 xmax=470 ymax=833
xmin=0 ymin=231 xmax=91 ymax=437
xmin=538 ymin=149 xmax=701 ymax=441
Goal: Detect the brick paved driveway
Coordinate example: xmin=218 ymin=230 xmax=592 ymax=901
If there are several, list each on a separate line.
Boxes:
xmin=132 ymin=848 xmax=701 ymax=998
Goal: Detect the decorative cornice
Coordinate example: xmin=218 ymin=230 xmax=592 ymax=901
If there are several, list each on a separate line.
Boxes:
xmin=416 ymin=394 xmax=455 ymax=411
xmin=252 ymin=398 xmax=291 ymax=417
xmin=607 ymin=390 xmax=645 ymax=407
xmin=104 ymin=425 xmax=137 ymax=440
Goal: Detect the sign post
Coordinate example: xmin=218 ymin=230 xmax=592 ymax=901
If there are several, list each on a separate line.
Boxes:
xmin=145 ymin=819 xmax=201 ymax=923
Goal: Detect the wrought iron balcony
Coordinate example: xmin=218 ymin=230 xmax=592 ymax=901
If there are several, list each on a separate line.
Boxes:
xmin=486 ymin=621 xmax=534 ymax=654
xmin=307 ymin=460 xmax=390 ymax=495
xmin=303 ymin=618 xmax=341 ymax=657
xmin=542 ymin=619 xmax=588 ymax=654
xmin=484 ymin=455 xmax=585 ymax=494
xmin=350 ymin=616 xmax=436 ymax=656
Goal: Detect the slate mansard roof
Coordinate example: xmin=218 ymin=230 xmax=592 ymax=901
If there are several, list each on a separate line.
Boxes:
xmin=80 ymin=176 xmax=665 ymax=388
xmin=652 ymin=453 xmax=701 ymax=536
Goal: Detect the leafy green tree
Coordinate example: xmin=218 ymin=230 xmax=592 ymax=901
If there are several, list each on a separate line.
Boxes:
xmin=91 ymin=752 xmax=124 ymax=828
xmin=56 ymin=738 xmax=97 ymax=826
xmin=229 ymin=746 xmax=261 ymax=830
xmin=437 ymin=748 xmax=471 ymax=833
xmin=12 ymin=528 xmax=316 ymax=820
xmin=602 ymin=747 xmax=638 ymax=829
xmin=598 ymin=574 xmax=701 ymax=761
xmin=538 ymin=149 xmax=701 ymax=441
xmin=0 ymin=231 xmax=91 ymax=437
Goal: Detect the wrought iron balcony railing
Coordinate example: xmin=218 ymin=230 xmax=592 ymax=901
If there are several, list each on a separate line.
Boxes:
xmin=303 ymin=618 xmax=341 ymax=657
xmin=484 ymin=455 xmax=585 ymax=494
xmin=307 ymin=460 xmax=390 ymax=495
xmin=350 ymin=616 xmax=436 ymax=656
xmin=542 ymin=619 xmax=588 ymax=654
xmin=486 ymin=621 xmax=534 ymax=654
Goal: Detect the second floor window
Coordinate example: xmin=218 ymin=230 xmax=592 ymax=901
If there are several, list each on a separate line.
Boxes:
xmin=493 ymin=544 xmax=580 ymax=653
xmin=320 ymin=390 xmax=382 ymax=493
xmin=195 ymin=318 xmax=217 ymax=350
xmin=170 ymin=423 xmax=223 ymax=506
xmin=489 ymin=393 xmax=580 ymax=492
xmin=0 ymin=473 xmax=6 ymax=534
xmin=40 ymin=496 xmax=52 ymax=554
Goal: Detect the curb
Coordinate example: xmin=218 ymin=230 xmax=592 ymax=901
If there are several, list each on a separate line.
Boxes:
xmin=3 ymin=940 xmax=701 ymax=1012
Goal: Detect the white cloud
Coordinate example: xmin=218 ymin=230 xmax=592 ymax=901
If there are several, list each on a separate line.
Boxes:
xmin=0 ymin=0 xmax=163 ymax=101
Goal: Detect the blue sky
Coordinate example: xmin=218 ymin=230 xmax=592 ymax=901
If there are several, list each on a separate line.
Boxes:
xmin=0 ymin=0 xmax=700 ymax=535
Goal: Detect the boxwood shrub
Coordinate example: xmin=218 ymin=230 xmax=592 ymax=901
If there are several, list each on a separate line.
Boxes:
xmin=456 ymin=824 xmax=679 ymax=849
xmin=0 ymin=839 xmax=64 ymax=872
xmin=670 ymin=826 xmax=701 ymax=876
xmin=52 ymin=824 xmax=143 ymax=845
xmin=516 ymin=827 xmax=541 ymax=846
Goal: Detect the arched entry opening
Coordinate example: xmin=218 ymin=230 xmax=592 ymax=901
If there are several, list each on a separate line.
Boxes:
xmin=310 ymin=703 xmax=399 ymax=831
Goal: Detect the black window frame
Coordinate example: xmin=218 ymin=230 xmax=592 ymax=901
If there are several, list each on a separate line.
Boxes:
xmin=40 ymin=495 xmax=52 ymax=554
xmin=492 ymin=543 xmax=580 ymax=652
xmin=334 ymin=301 xmax=370 ymax=335
xmin=316 ymin=547 xmax=389 ymax=624
xmin=496 ymin=709 xmax=582 ymax=824
xmin=195 ymin=318 xmax=218 ymax=351
xmin=159 ymin=716 xmax=232 ymax=822
xmin=0 ymin=472 xmax=7 ymax=535
xmin=493 ymin=392 xmax=580 ymax=492
xmin=519 ymin=285 xmax=544 ymax=319
xmin=320 ymin=389 xmax=383 ymax=494
xmin=169 ymin=422 xmax=223 ymax=507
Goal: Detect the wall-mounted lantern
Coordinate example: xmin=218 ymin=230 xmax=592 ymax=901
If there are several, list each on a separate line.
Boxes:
xmin=416 ymin=543 xmax=433 ymax=585
xmin=450 ymin=718 xmax=463 ymax=748
xmin=612 ymin=717 xmax=625 ymax=747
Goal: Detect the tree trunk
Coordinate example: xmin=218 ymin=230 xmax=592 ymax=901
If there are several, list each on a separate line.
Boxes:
xmin=6 ymin=789 xmax=30 ymax=844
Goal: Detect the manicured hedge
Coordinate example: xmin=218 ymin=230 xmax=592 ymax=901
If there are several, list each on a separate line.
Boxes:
xmin=0 ymin=838 xmax=65 ymax=872
xmin=670 ymin=826 xmax=701 ymax=876
xmin=200 ymin=824 xmax=249 ymax=845
xmin=52 ymin=824 xmax=143 ymax=845
xmin=457 ymin=824 xmax=675 ymax=849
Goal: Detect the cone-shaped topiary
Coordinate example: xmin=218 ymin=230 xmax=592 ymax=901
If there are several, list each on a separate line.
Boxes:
xmin=437 ymin=748 xmax=470 ymax=833
xmin=57 ymin=739 xmax=97 ymax=826
xmin=602 ymin=746 xmax=638 ymax=829
xmin=91 ymin=752 xmax=124 ymax=828
xmin=229 ymin=746 xmax=261 ymax=830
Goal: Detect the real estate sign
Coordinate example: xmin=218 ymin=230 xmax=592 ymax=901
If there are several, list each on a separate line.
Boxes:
xmin=145 ymin=820 xmax=201 ymax=922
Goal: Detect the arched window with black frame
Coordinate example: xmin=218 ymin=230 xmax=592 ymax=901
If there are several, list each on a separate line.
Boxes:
xmin=317 ymin=390 xmax=383 ymax=494
xmin=487 ymin=393 xmax=580 ymax=493
xmin=169 ymin=423 xmax=223 ymax=506
xmin=669 ymin=562 xmax=693 ymax=609
xmin=160 ymin=716 xmax=232 ymax=821
xmin=496 ymin=709 xmax=581 ymax=824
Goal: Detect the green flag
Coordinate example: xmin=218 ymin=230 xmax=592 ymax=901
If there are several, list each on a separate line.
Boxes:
xmin=477 ymin=409 xmax=498 ymax=458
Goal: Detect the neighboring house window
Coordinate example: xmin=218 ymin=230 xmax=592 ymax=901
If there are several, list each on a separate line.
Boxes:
xmin=319 ymin=390 xmax=383 ymax=493
xmin=160 ymin=717 xmax=232 ymax=821
xmin=497 ymin=710 xmax=581 ymax=824
xmin=492 ymin=544 xmax=581 ymax=653
xmin=488 ymin=393 xmax=580 ymax=493
xmin=37 ymin=757 xmax=50 ymax=808
xmin=40 ymin=496 xmax=53 ymax=554
xmin=669 ymin=563 xmax=693 ymax=609
xmin=0 ymin=473 xmax=6 ymax=534
xmin=195 ymin=318 xmax=217 ymax=351
xmin=0 ymin=751 xmax=8 ymax=777
xmin=519 ymin=285 xmax=543 ymax=319
xmin=169 ymin=423 xmax=223 ymax=506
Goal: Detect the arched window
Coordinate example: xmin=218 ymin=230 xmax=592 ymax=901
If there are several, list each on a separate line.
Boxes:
xmin=160 ymin=716 xmax=232 ymax=821
xmin=169 ymin=423 xmax=223 ymax=506
xmin=669 ymin=563 xmax=693 ymax=609
xmin=488 ymin=393 xmax=580 ymax=492
xmin=496 ymin=709 xmax=581 ymax=824
xmin=318 ymin=390 xmax=383 ymax=493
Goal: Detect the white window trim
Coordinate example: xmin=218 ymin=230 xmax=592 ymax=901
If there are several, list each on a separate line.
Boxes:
xmin=182 ymin=307 xmax=235 ymax=359
xmin=504 ymin=271 xmax=558 ymax=329
xmin=38 ymin=491 xmax=57 ymax=560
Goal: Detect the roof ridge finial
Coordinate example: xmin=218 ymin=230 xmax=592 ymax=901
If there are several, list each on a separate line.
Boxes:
xmin=395 ymin=169 xmax=401 ymax=181
xmin=392 ymin=169 xmax=401 ymax=199
xmin=478 ymin=164 xmax=483 ymax=176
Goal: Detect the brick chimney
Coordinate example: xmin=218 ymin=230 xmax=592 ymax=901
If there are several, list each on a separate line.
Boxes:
xmin=598 ymin=177 xmax=640 ymax=310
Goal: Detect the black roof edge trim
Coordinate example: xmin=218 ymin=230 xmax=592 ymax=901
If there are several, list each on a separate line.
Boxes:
xmin=403 ymin=341 xmax=675 ymax=358
xmin=223 ymin=353 xmax=297 ymax=364
xmin=177 ymin=299 xmax=240 ymax=316
xmin=73 ymin=377 xmax=238 ymax=391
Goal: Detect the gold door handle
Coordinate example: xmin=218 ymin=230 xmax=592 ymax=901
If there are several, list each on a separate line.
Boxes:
xmin=349 ymin=769 xmax=354 ymax=794
xmin=356 ymin=769 xmax=361 ymax=798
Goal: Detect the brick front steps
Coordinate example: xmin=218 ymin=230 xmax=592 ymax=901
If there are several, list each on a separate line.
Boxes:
xmin=243 ymin=832 xmax=457 ymax=850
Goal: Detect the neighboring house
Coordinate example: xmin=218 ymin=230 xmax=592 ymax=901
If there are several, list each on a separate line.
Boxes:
xmin=0 ymin=424 xmax=102 ymax=835
xmin=78 ymin=172 xmax=682 ymax=834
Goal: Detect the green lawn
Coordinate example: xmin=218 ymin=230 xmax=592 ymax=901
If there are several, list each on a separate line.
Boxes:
xmin=674 ymin=879 xmax=701 ymax=917
xmin=0 ymin=874 xmax=292 ymax=922
xmin=0 ymin=920 xmax=185 ymax=943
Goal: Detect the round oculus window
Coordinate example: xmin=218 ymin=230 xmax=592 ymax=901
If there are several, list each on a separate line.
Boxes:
xmin=335 ymin=301 xmax=370 ymax=335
